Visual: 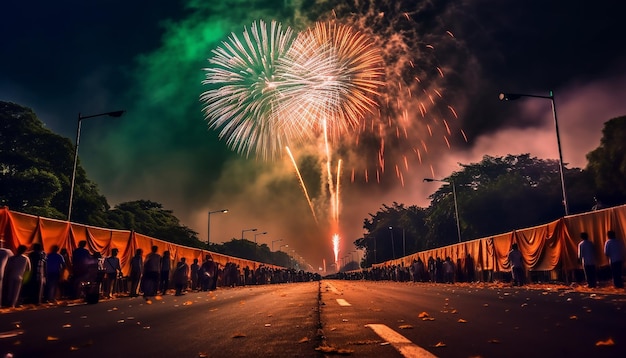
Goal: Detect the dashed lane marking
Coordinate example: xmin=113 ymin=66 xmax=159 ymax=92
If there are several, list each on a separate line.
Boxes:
xmin=366 ymin=324 xmax=438 ymax=358
xmin=336 ymin=298 xmax=351 ymax=306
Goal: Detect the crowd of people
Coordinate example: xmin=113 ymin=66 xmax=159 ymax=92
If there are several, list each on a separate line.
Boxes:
xmin=0 ymin=240 xmax=320 ymax=308
xmin=336 ymin=230 xmax=625 ymax=289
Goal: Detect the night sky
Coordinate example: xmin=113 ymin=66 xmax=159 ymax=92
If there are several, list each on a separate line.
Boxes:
xmin=2 ymin=0 xmax=626 ymax=269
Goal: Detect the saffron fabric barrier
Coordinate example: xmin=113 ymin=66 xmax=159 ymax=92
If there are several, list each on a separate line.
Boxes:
xmin=371 ymin=205 xmax=626 ymax=273
xmin=0 ymin=207 xmax=282 ymax=274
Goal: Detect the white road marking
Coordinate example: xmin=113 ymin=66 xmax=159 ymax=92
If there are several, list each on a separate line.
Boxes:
xmin=366 ymin=324 xmax=438 ymax=358
xmin=336 ymin=298 xmax=352 ymax=306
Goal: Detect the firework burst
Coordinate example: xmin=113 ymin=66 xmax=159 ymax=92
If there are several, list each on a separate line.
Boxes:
xmin=200 ymin=20 xmax=299 ymax=160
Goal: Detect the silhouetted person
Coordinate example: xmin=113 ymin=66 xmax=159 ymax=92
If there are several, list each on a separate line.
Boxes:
xmin=24 ymin=243 xmax=46 ymax=304
xmin=142 ymin=246 xmax=161 ymax=300
xmin=160 ymin=251 xmax=171 ymax=295
xmin=174 ymin=257 xmax=189 ymax=296
xmin=103 ymin=248 xmax=122 ymax=298
xmin=577 ymin=232 xmax=597 ymax=288
xmin=71 ymin=240 xmax=91 ymax=299
xmin=604 ymin=230 xmax=624 ymax=289
xmin=45 ymin=245 xmax=65 ymax=303
xmin=508 ymin=243 xmax=524 ymax=286
xmin=190 ymin=258 xmax=200 ymax=291
xmin=465 ymin=254 xmax=475 ymax=282
xmin=129 ymin=249 xmax=143 ymax=297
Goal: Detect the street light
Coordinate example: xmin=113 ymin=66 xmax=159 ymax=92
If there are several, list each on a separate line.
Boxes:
xmin=499 ymin=90 xmax=569 ymax=216
xmin=68 ymin=110 xmax=125 ymax=221
xmin=271 ymin=239 xmax=283 ymax=251
xmin=424 ymin=178 xmax=462 ymax=243
xmin=241 ymin=228 xmax=257 ymax=240
xmin=254 ymin=231 xmax=267 ymax=244
xmin=207 ymin=209 xmax=228 ymax=245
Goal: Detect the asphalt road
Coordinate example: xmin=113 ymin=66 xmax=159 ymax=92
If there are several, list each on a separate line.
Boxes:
xmin=319 ymin=280 xmax=626 ymax=358
xmin=1 ymin=280 xmax=625 ymax=357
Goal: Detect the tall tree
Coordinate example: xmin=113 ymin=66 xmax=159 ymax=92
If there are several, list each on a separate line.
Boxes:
xmin=586 ymin=115 xmax=626 ymax=206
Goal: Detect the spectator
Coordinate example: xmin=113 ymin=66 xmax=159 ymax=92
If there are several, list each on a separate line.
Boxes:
xmin=190 ymin=258 xmax=200 ymax=291
xmin=160 ymin=251 xmax=171 ymax=295
xmin=71 ymin=240 xmax=91 ymax=299
xmin=577 ymin=232 xmax=597 ymax=288
xmin=173 ymin=257 xmax=189 ymax=296
xmin=604 ymin=230 xmax=624 ymax=289
xmin=508 ymin=243 xmax=524 ymax=286
xmin=465 ymin=254 xmax=475 ymax=283
xmin=0 ymin=240 xmax=13 ymax=307
xmin=129 ymin=249 xmax=143 ymax=297
xmin=45 ymin=245 xmax=66 ymax=303
xmin=443 ymin=257 xmax=455 ymax=283
xmin=199 ymin=254 xmax=216 ymax=291
xmin=3 ymin=245 xmax=31 ymax=307
xmin=24 ymin=243 xmax=46 ymax=304
xmin=103 ymin=248 xmax=122 ymax=298
xmin=142 ymin=246 xmax=161 ymax=300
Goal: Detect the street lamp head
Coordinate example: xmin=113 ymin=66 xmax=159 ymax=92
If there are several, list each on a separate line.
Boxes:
xmin=423 ymin=178 xmax=435 ymax=182
xmin=498 ymin=93 xmax=521 ymax=101
xmin=221 ymin=209 xmax=228 ymax=213
xmin=108 ymin=110 xmax=125 ymax=118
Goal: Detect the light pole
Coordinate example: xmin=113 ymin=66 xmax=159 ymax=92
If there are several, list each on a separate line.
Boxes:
xmin=68 ymin=110 xmax=125 ymax=221
xmin=241 ymin=228 xmax=257 ymax=240
xmin=499 ymin=91 xmax=569 ymax=216
xmin=254 ymin=231 xmax=267 ymax=244
xmin=272 ymin=239 xmax=283 ymax=251
xmin=388 ymin=226 xmax=396 ymax=259
xmin=207 ymin=209 xmax=228 ymax=245
xmin=424 ymin=178 xmax=462 ymax=243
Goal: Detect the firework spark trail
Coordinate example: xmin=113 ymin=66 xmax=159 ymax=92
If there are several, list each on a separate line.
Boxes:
xmin=286 ymin=146 xmax=319 ymax=225
xmin=332 ymin=234 xmax=340 ymax=266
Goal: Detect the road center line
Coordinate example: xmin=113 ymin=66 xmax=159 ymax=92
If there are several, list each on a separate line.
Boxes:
xmin=366 ymin=324 xmax=438 ymax=358
xmin=336 ymin=298 xmax=351 ymax=306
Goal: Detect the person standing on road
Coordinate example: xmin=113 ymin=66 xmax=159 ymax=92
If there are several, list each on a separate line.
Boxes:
xmin=577 ymin=232 xmax=597 ymax=288
xmin=604 ymin=230 xmax=624 ymax=289
xmin=24 ymin=243 xmax=46 ymax=305
xmin=142 ymin=246 xmax=161 ymax=300
xmin=71 ymin=240 xmax=91 ymax=299
xmin=103 ymin=248 xmax=122 ymax=298
xmin=160 ymin=251 xmax=171 ymax=295
xmin=129 ymin=249 xmax=143 ymax=297
xmin=199 ymin=254 xmax=216 ymax=291
xmin=174 ymin=257 xmax=189 ymax=296
xmin=190 ymin=258 xmax=200 ymax=291
xmin=508 ymin=243 xmax=525 ymax=286
xmin=45 ymin=245 xmax=66 ymax=303
xmin=3 ymin=245 xmax=30 ymax=307
xmin=0 ymin=240 xmax=13 ymax=307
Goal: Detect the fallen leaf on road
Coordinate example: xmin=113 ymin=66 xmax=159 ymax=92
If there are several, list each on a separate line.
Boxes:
xmin=569 ymin=315 xmax=578 ymax=320
xmin=595 ymin=338 xmax=615 ymax=346
xmin=199 ymin=352 xmax=208 ymax=357
xmin=450 ymin=309 xmax=457 ymax=314
xmin=398 ymin=324 xmax=413 ymax=329
xmin=422 ymin=317 xmax=435 ymax=321
xmin=46 ymin=336 xmax=59 ymax=341
xmin=155 ymin=296 xmax=162 ymax=301
xmin=62 ymin=324 xmax=71 ymax=328
xmin=458 ymin=319 xmax=467 ymax=323
xmin=0 ymin=329 xmax=24 ymax=339
xmin=483 ymin=304 xmax=489 ymax=307
xmin=232 ymin=333 xmax=246 ymax=338
xmin=433 ymin=342 xmax=446 ymax=348
xmin=264 ymin=324 xmax=271 ymax=327
xmin=117 ymin=320 xmax=124 ymax=323
xmin=418 ymin=312 xmax=429 ymax=318
xmin=298 ymin=337 xmax=309 ymax=343
xmin=70 ymin=346 xmax=79 ymax=351
xmin=488 ymin=339 xmax=500 ymax=344
xmin=183 ymin=301 xmax=193 ymax=306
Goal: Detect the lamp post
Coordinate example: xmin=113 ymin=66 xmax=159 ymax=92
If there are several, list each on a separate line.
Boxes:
xmin=241 ymin=228 xmax=257 ymax=240
xmin=499 ymin=91 xmax=568 ymax=216
xmin=207 ymin=209 xmax=228 ymax=246
xmin=68 ymin=110 xmax=125 ymax=221
xmin=254 ymin=231 xmax=267 ymax=244
xmin=424 ymin=178 xmax=462 ymax=243
xmin=272 ymin=239 xmax=283 ymax=251
xmin=388 ymin=226 xmax=396 ymax=259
